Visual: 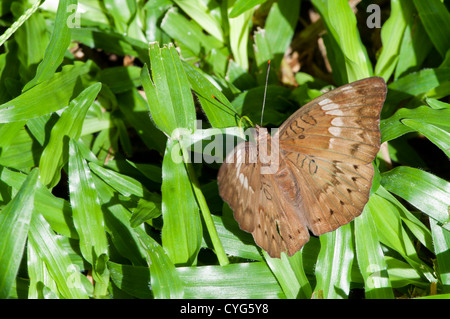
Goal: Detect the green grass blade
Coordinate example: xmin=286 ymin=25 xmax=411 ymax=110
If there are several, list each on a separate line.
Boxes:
xmin=0 ymin=61 xmax=92 ymax=123
xmin=263 ymin=251 xmax=312 ymax=299
xmin=313 ymin=0 xmax=372 ymax=82
xmin=314 ymin=224 xmax=354 ymax=298
xmin=134 ymin=227 xmax=184 ymax=298
xmin=370 ymin=188 xmax=435 ymax=281
xmin=173 ymin=0 xmax=224 ymax=43
xmin=383 ymin=68 xmax=450 ymax=116
xmin=381 ymin=167 xmax=450 ymax=230
xmin=0 ymin=166 xmax=76 ymax=239
xmin=27 ymin=241 xmax=59 ymax=299
xmin=182 ymin=62 xmax=238 ymax=128
xmin=68 ymin=140 xmax=109 ymax=297
xmin=0 ymin=0 xmax=43 ymax=47
xmin=204 ymin=209 xmax=262 ymax=261
xmin=92 ymin=174 xmax=147 ymax=267
xmin=0 ymin=168 xmax=39 ymax=298
xmin=401 ymin=119 xmax=450 ymax=158
xmin=395 ymin=17 xmax=432 ymax=79
xmin=381 ymin=105 xmax=450 ymax=143
xmin=355 ymin=203 xmax=394 ymax=299
xmin=179 ymin=262 xmax=284 ymax=299
xmin=429 ymin=218 xmax=450 ymax=292
xmin=89 ymin=161 xmax=148 ymax=198
xmin=116 ymin=89 xmax=167 ymax=154
xmin=28 ymin=212 xmax=90 ymax=299
xmin=23 ymin=0 xmax=76 ymax=91
xmin=413 ymin=0 xmax=450 ymax=58
xmin=141 ymin=42 xmax=196 ymax=136
xmin=229 ymin=0 xmax=266 ymax=18
xmin=229 ymin=8 xmax=253 ymax=71
xmin=39 ymin=83 xmax=101 ymax=187
xmin=161 ymin=139 xmax=202 ymax=266
xmin=253 ymin=28 xmax=272 ymax=68
xmin=375 ymin=0 xmax=413 ymax=81
xmin=264 ymin=0 xmax=300 ymax=64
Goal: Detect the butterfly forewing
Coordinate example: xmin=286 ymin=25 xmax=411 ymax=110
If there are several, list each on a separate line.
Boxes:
xmin=218 ymin=77 xmax=387 ymax=257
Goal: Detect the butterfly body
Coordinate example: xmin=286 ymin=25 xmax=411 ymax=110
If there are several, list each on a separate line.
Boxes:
xmin=218 ymin=77 xmax=387 ymax=258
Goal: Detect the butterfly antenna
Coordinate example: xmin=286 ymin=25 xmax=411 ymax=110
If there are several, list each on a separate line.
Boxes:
xmin=211 ymin=95 xmax=241 ymax=119
xmin=260 ymin=60 xmax=271 ymax=126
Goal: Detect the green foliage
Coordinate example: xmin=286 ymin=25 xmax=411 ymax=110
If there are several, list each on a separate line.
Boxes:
xmin=0 ymin=0 xmax=449 ymax=299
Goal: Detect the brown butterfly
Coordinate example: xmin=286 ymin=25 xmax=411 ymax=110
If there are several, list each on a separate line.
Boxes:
xmin=217 ymin=77 xmax=387 ymax=258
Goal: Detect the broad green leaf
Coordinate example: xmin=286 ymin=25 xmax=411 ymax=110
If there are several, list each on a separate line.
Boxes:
xmin=355 ymin=203 xmax=394 ymax=299
xmin=0 ymin=121 xmax=26 ymax=154
xmin=11 ymin=1 xmax=48 ymax=72
xmin=39 ymin=83 xmax=102 ymax=187
xmin=130 ymin=197 xmax=162 ymax=228
xmin=68 ymin=140 xmax=109 ymax=297
xmin=0 ymin=168 xmax=38 ymax=298
xmin=314 ymin=224 xmax=354 ymax=299
xmin=264 ymin=0 xmax=300 ymax=64
xmin=381 ymin=167 xmax=450 ymax=230
xmin=0 ymin=61 xmax=93 ymax=123
xmin=0 ymin=126 xmax=36 ymax=170
xmin=253 ymin=28 xmax=272 ymax=68
xmin=385 ymin=256 xmax=425 ymax=288
xmin=401 ymin=119 xmax=450 ymax=158
xmin=141 ymin=42 xmax=196 ymax=136
xmin=426 ymin=98 xmax=450 ymax=110
xmin=161 ymin=139 xmax=201 ymax=266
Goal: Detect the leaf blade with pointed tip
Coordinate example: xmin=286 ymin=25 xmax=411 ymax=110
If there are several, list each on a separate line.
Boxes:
xmin=0 ymin=168 xmax=39 ymax=298
xmin=68 ymin=140 xmax=109 ymax=297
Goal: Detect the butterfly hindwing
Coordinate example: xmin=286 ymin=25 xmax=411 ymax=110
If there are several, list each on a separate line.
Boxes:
xmin=218 ymin=139 xmax=309 ymax=257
